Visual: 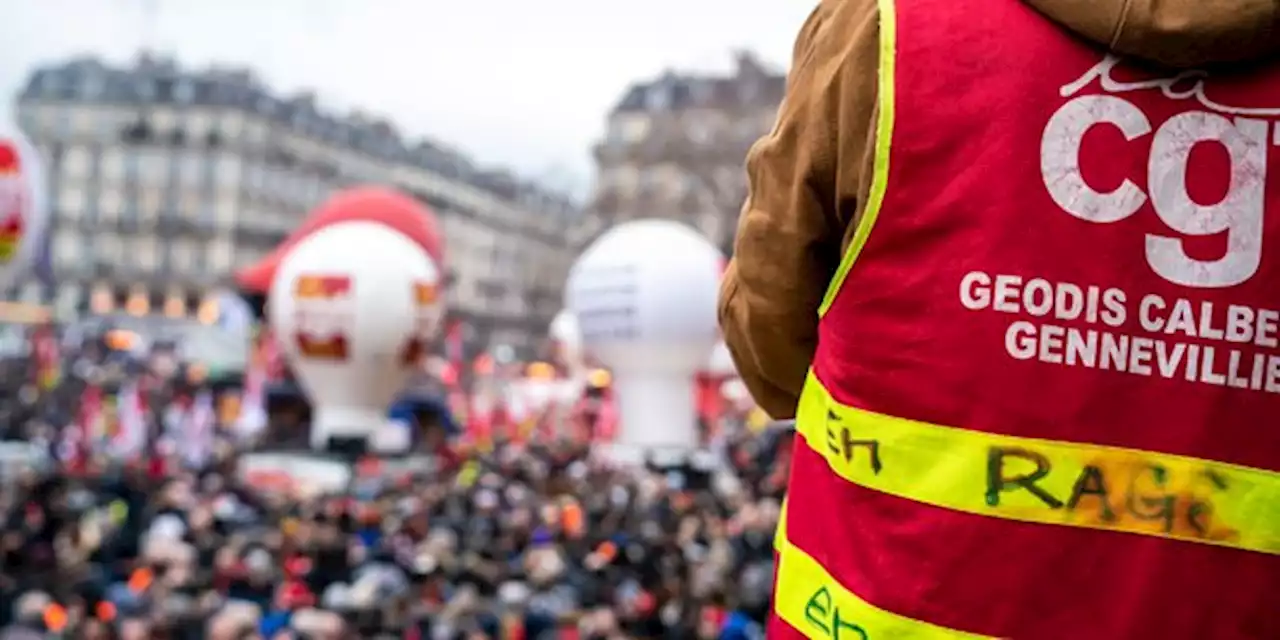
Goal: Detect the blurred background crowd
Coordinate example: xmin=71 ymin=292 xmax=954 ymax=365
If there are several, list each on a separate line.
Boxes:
xmin=0 ymin=313 xmax=786 ymax=640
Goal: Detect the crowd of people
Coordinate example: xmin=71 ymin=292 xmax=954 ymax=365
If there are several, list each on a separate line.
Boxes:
xmin=0 ymin=325 xmax=786 ymax=639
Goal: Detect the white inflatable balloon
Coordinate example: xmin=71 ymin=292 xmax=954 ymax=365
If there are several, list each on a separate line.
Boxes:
xmin=0 ymin=126 xmax=48 ymax=289
xmin=268 ymin=221 xmax=444 ymax=451
xmin=566 ymin=219 xmax=721 ymax=465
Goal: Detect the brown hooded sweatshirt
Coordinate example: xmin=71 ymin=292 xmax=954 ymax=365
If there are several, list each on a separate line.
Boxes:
xmin=719 ymin=0 xmax=1280 ymax=419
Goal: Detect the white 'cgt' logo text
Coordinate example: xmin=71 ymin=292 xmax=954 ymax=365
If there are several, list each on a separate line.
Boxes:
xmin=1041 ymin=55 xmax=1280 ymax=289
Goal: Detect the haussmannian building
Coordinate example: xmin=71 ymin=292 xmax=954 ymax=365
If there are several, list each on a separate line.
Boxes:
xmin=11 ymin=54 xmax=579 ymax=357
xmin=578 ymin=52 xmax=785 ymax=255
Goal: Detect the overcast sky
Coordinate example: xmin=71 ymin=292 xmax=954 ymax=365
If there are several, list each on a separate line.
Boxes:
xmin=0 ymin=0 xmax=815 ymax=196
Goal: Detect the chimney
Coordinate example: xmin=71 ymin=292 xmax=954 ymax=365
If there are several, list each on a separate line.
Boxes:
xmin=734 ymin=50 xmax=764 ymax=78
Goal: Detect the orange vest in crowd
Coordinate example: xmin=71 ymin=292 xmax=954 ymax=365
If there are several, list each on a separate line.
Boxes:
xmin=771 ymin=0 xmax=1280 ymax=637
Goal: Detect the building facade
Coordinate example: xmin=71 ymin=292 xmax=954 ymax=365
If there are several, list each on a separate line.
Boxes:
xmin=581 ymin=52 xmax=785 ymax=254
xmin=12 ymin=54 xmax=578 ymax=356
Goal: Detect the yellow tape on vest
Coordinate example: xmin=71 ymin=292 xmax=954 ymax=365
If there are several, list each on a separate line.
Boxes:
xmin=774 ymin=534 xmax=992 ymax=639
xmin=795 ymin=372 xmax=1280 ymax=555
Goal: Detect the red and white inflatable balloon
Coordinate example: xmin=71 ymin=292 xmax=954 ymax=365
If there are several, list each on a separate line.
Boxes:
xmin=264 ymin=188 xmax=446 ymax=451
xmin=0 ymin=126 xmax=48 ymax=289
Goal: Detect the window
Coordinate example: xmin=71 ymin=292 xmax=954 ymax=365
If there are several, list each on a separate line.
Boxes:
xmin=62 ymin=146 xmax=91 ymax=179
xmin=190 ymin=244 xmax=207 ymax=272
xmin=266 ymin=167 xmax=285 ymax=194
xmin=53 ymin=231 xmax=80 ymax=269
xmin=149 ymin=110 xmax=175 ymax=136
xmin=190 ymin=113 xmax=213 ymax=141
xmin=180 ymin=192 xmax=201 ymax=221
xmin=157 ymin=240 xmax=172 ymax=273
xmin=171 ymin=241 xmax=190 ymax=272
xmin=136 ymin=79 xmax=155 ymax=101
xmin=199 ymin=200 xmax=216 ymax=226
xmin=687 ymin=120 xmax=714 ymax=144
xmin=291 ymin=173 xmax=308 ymax=204
xmin=121 ymin=195 xmax=139 ymax=222
xmin=97 ymin=233 xmax=120 ymax=265
xmin=123 ymin=150 xmax=141 ymax=185
xmin=217 ymin=195 xmax=238 ymax=228
xmin=98 ymin=150 xmax=122 ymax=181
xmin=57 ymin=185 xmax=85 ymax=218
xmin=211 ymin=239 xmax=233 ymax=271
xmin=214 ymin=154 xmax=239 ymax=189
xmin=79 ymin=72 xmax=105 ymax=100
xmin=245 ymin=163 xmax=264 ymax=192
xmin=54 ymin=109 xmax=72 ymax=138
xmin=645 ymin=82 xmax=674 ymax=111
xmin=139 ymin=187 xmax=161 ymax=223
xmin=174 ymin=80 xmax=195 ymax=104
xmin=137 ymin=239 xmax=156 ymax=270
xmin=80 ymin=238 xmax=96 ymax=270
xmin=138 ymin=149 xmax=166 ymax=184
xmin=166 ymin=150 xmax=182 ymax=186
xmin=73 ymin=109 xmax=99 ymax=138
xmin=220 ymin=112 xmax=244 ymax=139
xmin=96 ymin=112 xmax=118 ymax=140
xmin=179 ymin=151 xmax=202 ymax=187
xmin=605 ymin=166 xmax=641 ymax=197
xmin=244 ymin=120 xmax=266 ymax=146
xmin=83 ymin=194 xmax=100 ymax=224
xmin=38 ymin=109 xmax=59 ymax=132
xmin=98 ymin=188 xmax=122 ymax=221
xmin=690 ymin=80 xmax=714 ymax=104
xmin=201 ymin=155 xmax=218 ymax=191
xmin=296 ymin=174 xmax=316 ymax=204
xmin=36 ymin=72 xmax=56 ymax=94
xmin=272 ymin=171 xmax=289 ymax=202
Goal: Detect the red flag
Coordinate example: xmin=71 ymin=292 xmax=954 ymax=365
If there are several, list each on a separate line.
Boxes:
xmin=31 ymin=326 xmax=60 ymax=390
xmin=466 ymin=395 xmax=492 ymax=446
xmin=491 ymin=396 xmax=513 ymax=442
xmin=79 ymin=385 xmax=104 ymax=438
xmin=447 ymin=387 xmax=469 ymax=429
xmin=257 ymin=329 xmax=285 ymax=382
xmin=595 ymin=391 xmax=618 ymax=444
xmin=694 ymin=373 xmax=725 ymax=444
xmin=62 ymin=384 xmax=104 ymax=470
xmin=536 ymin=406 xmax=555 ymax=443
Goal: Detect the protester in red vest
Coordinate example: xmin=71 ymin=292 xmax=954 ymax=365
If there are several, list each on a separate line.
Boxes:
xmin=721 ymin=0 xmax=1280 ymax=637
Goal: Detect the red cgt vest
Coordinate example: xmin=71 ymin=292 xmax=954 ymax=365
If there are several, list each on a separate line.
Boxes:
xmin=772 ymin=0 xmax=1280 ymax=638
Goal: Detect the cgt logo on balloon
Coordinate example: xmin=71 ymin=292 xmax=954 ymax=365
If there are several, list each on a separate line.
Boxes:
xmin=399 ymin=280 xmax=441 ymax=366
xmin=0 ymin=141 xmax=28 ymax=264
xmin=291 ymin=273 xmax=352 ymax=361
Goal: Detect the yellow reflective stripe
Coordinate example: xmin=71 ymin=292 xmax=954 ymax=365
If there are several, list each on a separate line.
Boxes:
xmin=795 ymin=372 xmax=1280 ymax=555
xmin=817 ymin=0 xmax=898 ymax=317
xmin=775 ymin=533 xmax=993 ymax=639
xmin=775 ymin=495 xmax=789 ymax=552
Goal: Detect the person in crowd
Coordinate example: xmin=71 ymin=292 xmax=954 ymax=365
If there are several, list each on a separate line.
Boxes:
xmin=720 ymin=0 xmax=1278 ymax=637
